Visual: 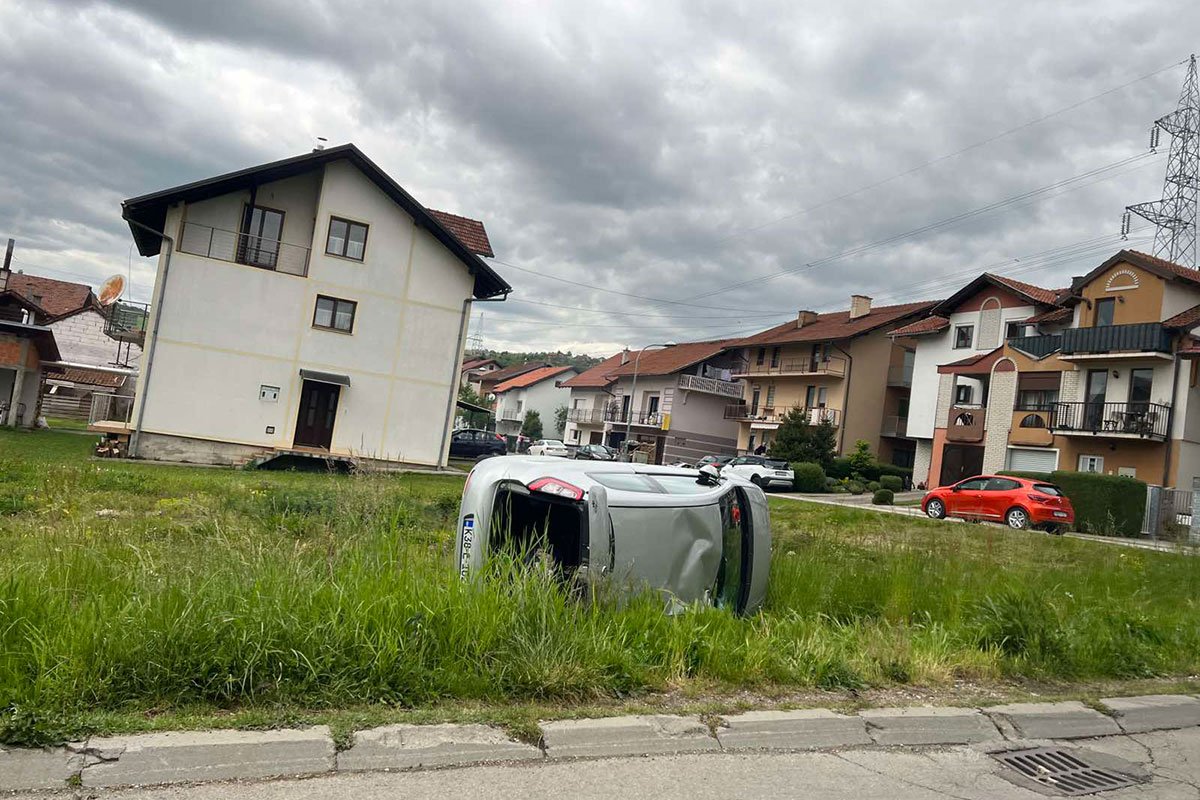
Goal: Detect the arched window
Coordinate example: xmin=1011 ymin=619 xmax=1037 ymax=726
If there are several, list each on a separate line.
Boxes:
xmin=1019 ymin=413 xmax=1047 ymax=429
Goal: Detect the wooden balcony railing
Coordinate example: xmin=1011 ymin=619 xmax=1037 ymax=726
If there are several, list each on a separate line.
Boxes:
xmin=946 ymin=405 xmax=985 ymax=442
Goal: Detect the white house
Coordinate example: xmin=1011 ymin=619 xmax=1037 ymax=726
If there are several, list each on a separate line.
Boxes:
xmin=492 ymin=365 xmax=577 ymax=438
xmin=115 ymin=143 xmax=511 ymax=467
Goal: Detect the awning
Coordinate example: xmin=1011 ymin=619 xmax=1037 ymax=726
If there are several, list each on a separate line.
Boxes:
xmin=456 ymin=398 xmax=492 ymax=415
xmin=300 ymin=369 xmax=351 ymax=387
xmin=937 ymin=347 xmax=1003 ymax=376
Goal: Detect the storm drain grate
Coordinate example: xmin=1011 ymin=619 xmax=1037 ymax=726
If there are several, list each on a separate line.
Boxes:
xmin=992 ymin=747 xmax=1144 ymax=796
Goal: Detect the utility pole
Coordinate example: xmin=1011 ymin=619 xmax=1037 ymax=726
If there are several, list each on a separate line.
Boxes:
xmin=1125 ymin=54 xmax=1200 ymax=268
xmin=1 ymin=238 xmax=12 ymax=292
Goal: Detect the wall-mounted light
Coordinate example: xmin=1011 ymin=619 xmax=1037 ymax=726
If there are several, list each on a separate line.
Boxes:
xmin=1117 ymin=295 xmax=1126 ymax=303
xmin=1112 ymin=370 xmax=1120 ymax=378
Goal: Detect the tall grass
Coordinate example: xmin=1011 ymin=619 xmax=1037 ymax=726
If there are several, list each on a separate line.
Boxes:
xmin=2 ymin=431 xmax=1199 ymax=745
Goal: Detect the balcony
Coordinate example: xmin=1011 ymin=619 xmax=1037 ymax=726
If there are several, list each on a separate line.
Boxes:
xmin=677 ymin=373 xmax=743 ymax=398
xmin=104 ymin=300 xmax=149 ymax=346
xmin=1008 ymin=333 xmax=1063 ymax=358
xmin=886 ymin=365 xmax=913 ymax=388
xmin=881 ymin=415 xmax=909 ymax=438
xmin=88 ymin=393 xmax=134 ymax=431
xmin=1050 ymin=401 xmax=1170 ymax=440
xmin=1011 ymin=408 xmax=1054 ymax=447
xmin=733 ymin=356 xmax=846 ymax=379
xmin=946 ymin=405 xmax=985 ymax=443
xmin=179 ymin=222 xmax=311 ymax=277
xmin=566 ymin=407 xmax=606 ymax=425
xmin=724 ymin=403 xmax=840 ymax=427
xmin=498 ymin=407 xmax=524 ymax=422
xmin=1062 ymin=323 xmax=1172 ymax=356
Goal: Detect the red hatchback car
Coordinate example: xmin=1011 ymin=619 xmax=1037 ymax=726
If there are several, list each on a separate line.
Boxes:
xmin=922 ymin=475 xmax=1075 ymax=532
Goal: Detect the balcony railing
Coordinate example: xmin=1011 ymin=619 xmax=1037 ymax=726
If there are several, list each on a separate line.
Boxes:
xmin=498 ymin=407 xmax=524 ymax=422
xmin=946 ymin=405 xmax=985 ymax=443
xmin=724 ymin=403 xmax=840 ymax=426
xmin=1008 ymin=333 xmax=1063 ymax=358
xmin=1050 ymin=401 xmax=1170 ymax=440
xmin=104 ymin=300 xmax=149 ymax=346
xmin=179 ymin=222 xmax=311 ymax=277
xmin=881 ymin=415 xmax=909 ymax=438
xmin=734 ymin=356 xmax=846 ymax=378
xmin=886 ymin=365 xmax=913 ymax=388
xmin=677 ymin=373 xmax=743 ymax=398
xmin=566 ymin=407 xmax=606 ymax=425
xmin=89 ymin=393 xmax=134 ymax=428
xmin=1061 ymin=323 xmax=1172 ymax=355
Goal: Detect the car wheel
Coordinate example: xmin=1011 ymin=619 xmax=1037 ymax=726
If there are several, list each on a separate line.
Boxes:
xmin=925 ymin=498 xmax=946 ymax=519
xmin=750 ymin=474 xmax=764 ymax=489
xmin=1006 ymin=506 xmax=1029 ymax=530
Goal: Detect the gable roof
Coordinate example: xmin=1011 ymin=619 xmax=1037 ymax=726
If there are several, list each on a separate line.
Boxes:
xmin=561 ymin=352 xmax=626 ymax=388
xmin=427 ymin=210 xmax=494 ymax=258
xmin=889 ymin=315 xmax=949 ymax=338
xmin=604 ymin=339 xmax=738 ymax=378
xmin=461 ymin=357 xmax=499 ymax=372
xmin=930 ymin=273 xmax=1060 ymax=316
xmin=5 ymin=273 xmax=96 ymax=319
xmin=492 ymin=365 xmax=575 ymax=393
xmin=0 ymin=319 xmax=61 ymax=360
xmin=122 ymin=143 xmax=511 ymax=299
xmin=481 ymin=361 xmax=549 ymax=385
xmin=1066 ymin=249 xmax=1200 ymax=297
xmin=734 ymin=301 xmax=936 ymax=347
xmin=937 ymin=347 xmax=1003 ymax=375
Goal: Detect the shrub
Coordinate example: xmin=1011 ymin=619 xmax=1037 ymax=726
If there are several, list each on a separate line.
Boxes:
xmin=872 ymin=488 xmax=894 ymax=505
xmin=847 ymin=481 xmax=865 ymax=495
xmin=792 ymin=462 xmax=826 ymax=493
xmin=999 ymin=469 xmax=1146 ymax=537
xmin=866 ymin=481 xmax=881 ymax=492
xmin=880 ymin=475 xmax=903 ymax=492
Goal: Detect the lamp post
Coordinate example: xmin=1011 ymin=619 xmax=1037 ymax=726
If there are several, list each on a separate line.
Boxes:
xmin=623 ymin=342 xmax=675 ymax=461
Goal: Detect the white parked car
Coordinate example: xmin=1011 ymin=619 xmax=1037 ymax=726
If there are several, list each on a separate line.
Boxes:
xmin=528 ymin=439 xmax=570 ymax=457
xmin=721 ymin=455 xmax=794 ymax=490
xmin=456 ymin=457 xmax=771 ymax=614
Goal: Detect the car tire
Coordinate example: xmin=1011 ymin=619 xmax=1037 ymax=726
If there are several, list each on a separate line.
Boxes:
xmin=925 ymin=498 xmax=946 ymax=519
xmin=1005 ymin=506 xmax=1030 ymax=530
xmin=750 ymin=474 xmax=764 ymax=489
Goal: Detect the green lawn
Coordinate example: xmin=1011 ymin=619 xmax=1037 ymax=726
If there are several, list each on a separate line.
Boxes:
xmin=2 ymin=429 xmax=1199 ymax=747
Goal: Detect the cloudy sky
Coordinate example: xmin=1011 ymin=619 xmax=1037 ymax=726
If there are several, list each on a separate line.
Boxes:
xmin=1 ymin=1 xmax=1197 ymax=356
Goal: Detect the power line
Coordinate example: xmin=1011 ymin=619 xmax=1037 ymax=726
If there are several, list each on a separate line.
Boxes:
xmin=501 ymin=296 xmax=798 ymax=320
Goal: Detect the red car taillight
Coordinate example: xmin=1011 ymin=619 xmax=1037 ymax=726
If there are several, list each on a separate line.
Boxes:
xmin=528 ymin=477 xmax=584 ymax=501
xmin=1026 ymin=493 xmax=1054 ymax=504
xmin=495 ymin=434 xmax=505 ymax=441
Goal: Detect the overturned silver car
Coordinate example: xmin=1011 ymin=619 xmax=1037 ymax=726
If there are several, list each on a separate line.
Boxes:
xmin=456 ymin=457 xmax=771 ymax=614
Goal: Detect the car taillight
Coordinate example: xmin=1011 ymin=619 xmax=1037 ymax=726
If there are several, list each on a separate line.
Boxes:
xmin=528 ymin=477 xmax=584 ymax=501
xmin=495 ymin=434 xmax=505 ymax=441
xmin=1027 ymin=493 xmax=1054 ymax=504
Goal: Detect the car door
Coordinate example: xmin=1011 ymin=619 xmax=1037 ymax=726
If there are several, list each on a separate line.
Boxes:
xmin=980 ymin=477 xmax=1021 ymax=519
xmin=947 ymin=477 xmax=987 ymax=516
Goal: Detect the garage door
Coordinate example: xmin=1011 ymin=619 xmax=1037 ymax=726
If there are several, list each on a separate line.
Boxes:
xmin=1006 ymin=447 xmax=1058 ymax=473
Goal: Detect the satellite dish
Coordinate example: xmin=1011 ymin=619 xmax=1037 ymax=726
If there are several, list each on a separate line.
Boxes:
xmin=98 ymin=275 xmax=125 ymax=306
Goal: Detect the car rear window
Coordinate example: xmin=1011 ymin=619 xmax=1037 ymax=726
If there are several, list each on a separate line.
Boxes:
xmin=1033 ymin=483 xmax=1064 ymax=496
xmin=766 ymin=460 xmax=789 ymax=469
xmin=589 ymin=473 xmax=720 ymax=495
xmin=644 ymin=474 xmax=725 ymax=495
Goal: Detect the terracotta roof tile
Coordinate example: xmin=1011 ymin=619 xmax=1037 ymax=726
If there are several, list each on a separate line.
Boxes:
xmin=482 ymin=362 xmax=547 ymax=384
xmin=427 ymin=210 xmax=494 ymax=258
xmin=1023 ymin=307 xmax=1072 ymax=325
xmin=986 ymin=274 xmax=1062 ymax=306
xmin=1127 ymin=250 xmax=1200 ymax=285
xmin=460 ymin=357 xmax=498 ymax=371
xmin=492 ymin=365 xmax=575 ymax=393
xmin=561 ymin=352 xmax=625 ymax=388
xmin=1164 ymin=303 xmax=1200 ymax=330
xmin=735 ymin=301 xmax=937 ymax=347
xmin=603 ymin=339 xmax=738 ymax=378
xmin=6 ymin=273 xmax=95 ymax=319
xmin=49 ymin=366 xmax=126 ymax=388
xmin=890 ymin=315 xmax=949 ymax=337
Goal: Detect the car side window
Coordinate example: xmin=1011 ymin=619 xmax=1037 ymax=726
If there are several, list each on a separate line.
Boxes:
xmin=984 ymin=478 xmax=1020 ymax=491
xmin=957 ymin=478 xmax=987 ymax=491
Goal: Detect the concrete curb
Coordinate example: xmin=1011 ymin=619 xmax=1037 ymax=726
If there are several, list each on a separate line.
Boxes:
xmin=3 ymin=696 xmax=1199 ymax=791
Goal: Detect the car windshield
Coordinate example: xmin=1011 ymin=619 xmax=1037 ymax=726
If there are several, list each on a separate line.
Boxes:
xmin=1033 ymin=483 xmax=1064 ymax=496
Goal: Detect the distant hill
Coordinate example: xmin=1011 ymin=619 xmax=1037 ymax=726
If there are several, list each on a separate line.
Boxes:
xmin=470 ymin=349 xmax=602 ymax=371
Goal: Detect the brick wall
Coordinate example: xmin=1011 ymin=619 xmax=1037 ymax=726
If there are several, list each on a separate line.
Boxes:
xmin=913 ymin=439 xmax=933 ymax=487
xmin=0 ymin=333 xmax=20 ymax=366
xmin=1059 ymin=369 xmax=1081 ymax=404
xmin=48 ymin=309 xmax=141 ymax=366
xmin=934 ymin=373 xmax=954 ymax=423
xmin=982 ymin=369 xmax=1018 ymax=474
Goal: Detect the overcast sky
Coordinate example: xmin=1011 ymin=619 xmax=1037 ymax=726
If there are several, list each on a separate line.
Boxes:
xmin=1 ymin=1 xmax=1197 ymax=356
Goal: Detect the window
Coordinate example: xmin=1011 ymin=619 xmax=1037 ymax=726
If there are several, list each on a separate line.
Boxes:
xmin=1128 ymin=368 xmax=1153 ymax=410
xmin=957 ymin=478 xmax=987 ymax=491
xmin=984 ymin=478 xmax=1021 ymax=491
xmin=239 ymin=205 xmax=285 ymax=269
xmin=1078 ymin=455 xmax=1104 ymax=473
xmin=326 ymin=217 xmax=369 ymax=260
xmin=953 ymin=325 xmax=974 ymax=349
xmin=804 ymin=386 xmax=815 ymax=408
xmin=1006 ymin=321 xmax=1028 ymax=339
xmin=750 ymin=387 xmax=761 ymax=414
xmin=1094 ymin=297 xmax=1115 ymax=327
xmin=816 ymin=387 xmax=828 ymax=407
xmin=1018 ymin=413 xmax=1047 ymax=428
xmin=1017 ymin=389 xmax=1058 ymax=410
xmin=765 ymin=384 xmax=776 ymax=408
xmin=954 ymin=384 xmax=973 ymax=404
xmin=897 ymin=396 xmax=910 ymax=418
xmin=1117 ymin=466 xmax=1137 ymax=478
xmin=770 ymin=347 xmax=781 ymax=368
xmin=313 ymin=295 xmax=357 ymax=332
xmin=755 ymin=347 xmax=766 ymax=366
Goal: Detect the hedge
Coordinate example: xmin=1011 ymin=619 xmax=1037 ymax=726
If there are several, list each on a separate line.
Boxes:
xmin=828 ymin=457 xmax=912 ymax=485
xmin=998 ymin=470 xmax=1147 ymax=537
xmin=872 ymin=488 xmax=894 ymax=505
xmin=879 ymin=475 xmax=903 ymax=492
xmin=792 ymin=462 xmax=826 ymax=493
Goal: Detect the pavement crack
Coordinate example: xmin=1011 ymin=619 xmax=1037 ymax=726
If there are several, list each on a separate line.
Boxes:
xmin=831 ymin=752 xmax=977 ymax=800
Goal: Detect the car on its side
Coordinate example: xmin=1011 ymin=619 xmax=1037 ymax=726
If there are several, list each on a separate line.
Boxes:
xmin=449 ymin=428 xmax=507 ymax=460
xmin=456 ymin=457 xmax=771 ymax=615
xmin=922 ymin=474 xmax=1074 ymax=532
xmin=574 ymin=443 xmax=617 ymax=461
xmin=721 ymin=455 xmax=794 ymax=490
xmin=528 ymin=439 xmax=570 ymax=457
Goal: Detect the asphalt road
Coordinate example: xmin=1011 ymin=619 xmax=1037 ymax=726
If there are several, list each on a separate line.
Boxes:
xmin=32 ymin=727 xmax=1200 ymax=800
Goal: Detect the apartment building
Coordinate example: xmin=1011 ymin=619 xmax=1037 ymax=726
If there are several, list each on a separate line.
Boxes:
xmin=897 ymin=250 xmax=1200 ymax=489
xmin=114 ymin=143 xmax=511 ymax=467
xmin=725 ymin=296 xmax=934 ymax=465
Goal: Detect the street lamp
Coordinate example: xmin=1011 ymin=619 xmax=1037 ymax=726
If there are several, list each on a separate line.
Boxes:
xmin=623 ymin=341 xmax=676 ymax=461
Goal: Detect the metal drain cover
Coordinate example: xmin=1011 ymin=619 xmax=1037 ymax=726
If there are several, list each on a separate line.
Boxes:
xmin=992 ymin=747 xmax=1146 ymax=796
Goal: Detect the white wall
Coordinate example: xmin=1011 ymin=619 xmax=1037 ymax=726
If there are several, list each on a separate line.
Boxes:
xmin=135 ymin=159 xmax=476 ymax=466
xmin=496 ymin=373 xmax=578 ymax=437
xmin=48 ymin=308 xmax=142 ymax=367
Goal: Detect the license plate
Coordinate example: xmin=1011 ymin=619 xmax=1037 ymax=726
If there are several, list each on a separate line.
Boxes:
xmin=775 ymin=471 xmax=788 ymax=476
xmin=1053 ymin=511 xmax=1068 ymax=518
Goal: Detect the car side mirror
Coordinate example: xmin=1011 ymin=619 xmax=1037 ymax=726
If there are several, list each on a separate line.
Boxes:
xmin=697 ymin=464 xmax=721 ymax=485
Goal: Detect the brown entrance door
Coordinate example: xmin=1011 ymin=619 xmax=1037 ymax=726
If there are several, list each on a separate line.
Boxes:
xmin=939 ymin=444 xmax=983 ymax=487
xmin=294 ymin=380 xmax=340 ymax=449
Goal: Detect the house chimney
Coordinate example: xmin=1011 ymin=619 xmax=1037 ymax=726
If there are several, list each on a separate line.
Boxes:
xmin=0 ymin=239 xmax=12 ymax=292
xmin=849 ymin=294 xmax=872 ymax=320
xmin=313 ymin=136 xmax=328 ymax=152
xmin=620 ymin=348 xmax=631 ymax=365
xmin=796 ymin=310 xmax=819 ymax=328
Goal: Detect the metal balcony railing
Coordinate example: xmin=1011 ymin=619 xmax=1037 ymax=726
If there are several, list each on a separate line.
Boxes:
xmin=1008 ymin=333 xmax=1063 ymax=358
xmin=566 ymin=408 xmax=606 ymax=424
xmin=89 ymin=393 xmax=135 ymax=427
xmin=735 ymin=356 xmax=846 ymax=378
xmin=677 ymin=373 xmax=743 ymax=398
xmin=179 ymin=222 xmax=311 ymax=277
xmin=1050 ymin=401 xmax=1170 ymax=440
xmin=1061 ymin=323 xmax=1172 ymax=355
xmin=946 ymin=405 xmax=985 ymax=442
xmin=723 ymin=403 xmax=840 ymax=426
xmin=881 ymin=415 xmax=908 ymax=437
xmin=104 ymin=301 xmax=149 ymax=345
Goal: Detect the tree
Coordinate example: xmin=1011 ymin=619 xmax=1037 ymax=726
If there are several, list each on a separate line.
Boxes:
xmin=848 ymin=439 xmax=874 ymax=475
xmin=521 ymin=410 xmax=543 ymax=440
xmin=768 ymin=411 xmax=837 ymax=468
xmin=554 ymin=405 xmax=568 ymax=437
xmin=456 ymin=384 xmax=491 ymax=429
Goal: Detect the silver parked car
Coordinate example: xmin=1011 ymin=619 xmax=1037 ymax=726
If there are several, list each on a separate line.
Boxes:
xmin=456 ymin=456 xmax=771 ymax=614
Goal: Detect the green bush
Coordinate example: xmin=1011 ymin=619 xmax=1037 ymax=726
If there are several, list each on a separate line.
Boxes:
xmin=866 ymin=481 xmax=881 ymax=492
xmin=879 ymin=475 xmax=903 ymax=492
xmin=847 ymin=481 xmax=866 ymax=495
xmin=792 ymin=462 xmax=826 ymax=493
xmin=872 ymin=488 xmax=894 ymax=505
xmin=829 ymin=457 xmax=911 ymax=485
xmin=998 ymin=470 xmax=1147 ymax=537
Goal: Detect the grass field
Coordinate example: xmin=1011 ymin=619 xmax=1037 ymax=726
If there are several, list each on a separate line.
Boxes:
xmin=2 ymin=429 xmax=1199 ymax=747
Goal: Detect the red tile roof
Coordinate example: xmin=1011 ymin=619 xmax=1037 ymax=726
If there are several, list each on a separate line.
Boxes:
xmin=427 ymin=210 xmax=494 ymax=258
xmin=49 ymin=366 xmax=126 ymax=388
xmin=1023 ymin=306 xmax=1072 ymax=325
xmin=890 ymin=315 xmax=949 ymax=337
xmin=6 ymin=273 xmax=95 ymax=319
xmin=937 ymin=347 xmax=1003 ymax=375
xmin=481 ymin=362 xmax=547 ymax=385
xmin=1164 ymin=303 xmax=1200 ymax=330
xmin=461 ymin=357 xmax=498 ymax=372
xmin=561 ymin=352 xmax=626 ymax=388
xmin=492 ymin=365 xmax=575 ymax=393
xmin=986 ymin=274 xmax=1063 ymax=306
xmin=1126 ymin=250 xmax=1200 ymax=285
xmin=603 ymin=339 xmax=738 ymax=378
xmin=734 ymin=301 xmax=936 ymax=347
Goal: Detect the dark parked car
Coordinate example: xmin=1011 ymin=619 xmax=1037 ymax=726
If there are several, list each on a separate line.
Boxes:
xmin=575 ymin=444 xmax=617 ymax=461
xmin=449 ymin=428 xmax=507 ymax=459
